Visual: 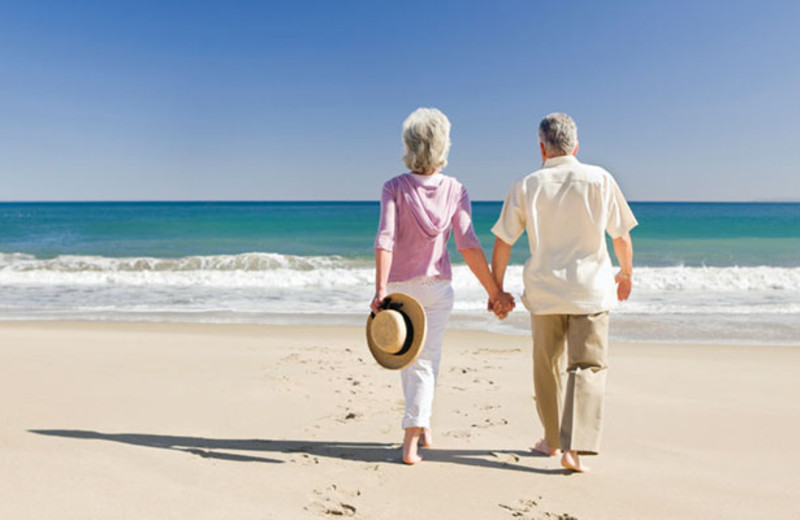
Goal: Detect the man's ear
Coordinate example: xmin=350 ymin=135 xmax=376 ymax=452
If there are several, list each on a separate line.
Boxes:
xmin=572 ymin=142 xmax=579 ymax=156
xmin=539 ymin=141 xmax=548 ymax=161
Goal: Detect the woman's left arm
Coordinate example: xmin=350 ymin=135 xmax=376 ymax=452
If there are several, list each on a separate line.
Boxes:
xmin=372 ymin=182 xmax=397 ymax=314
xmin=371 ymin=248 xmax=393 ymax=314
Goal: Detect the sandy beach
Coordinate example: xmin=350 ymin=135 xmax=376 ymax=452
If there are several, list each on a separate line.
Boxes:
xmin=0 ymin=321 xmax=797 ymax=519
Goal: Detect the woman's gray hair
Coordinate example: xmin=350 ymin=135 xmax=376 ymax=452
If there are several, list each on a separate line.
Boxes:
xmin=402 ymin=108 xmax=451 ymax=174
xmin=538 ymin=113 xmax=578 ymax=156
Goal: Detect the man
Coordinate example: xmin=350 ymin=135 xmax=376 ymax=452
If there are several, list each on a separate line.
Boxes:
xmin=490 ymin=113 xmax=636 ymax=473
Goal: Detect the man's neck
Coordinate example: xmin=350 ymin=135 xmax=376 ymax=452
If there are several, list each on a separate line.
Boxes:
xmin=542 ymin=153 xmax=577 ymax=166
xmin=544 ymin=152 xmax=570 ymax=159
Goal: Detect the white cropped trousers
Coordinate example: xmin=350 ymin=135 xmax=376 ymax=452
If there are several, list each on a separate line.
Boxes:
xmin=387 ymin=277 xmax=454 ymax=430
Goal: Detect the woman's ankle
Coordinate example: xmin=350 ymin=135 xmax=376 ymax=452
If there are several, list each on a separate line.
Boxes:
xmin=402 ymin=428 xmax=423 ymax=464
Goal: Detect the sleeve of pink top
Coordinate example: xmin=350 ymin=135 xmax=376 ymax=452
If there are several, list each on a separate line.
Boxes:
xmin=452 ymin=185 xmax=482 ymax=251
xmin=374 ymin=181 xmax=396 ymax=251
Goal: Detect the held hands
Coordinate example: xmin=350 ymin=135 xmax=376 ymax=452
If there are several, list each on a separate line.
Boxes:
xmin=487 ymin=291 xmax=515 ymax=320
xmin=615 ymin=271 xmax=632 ymax=301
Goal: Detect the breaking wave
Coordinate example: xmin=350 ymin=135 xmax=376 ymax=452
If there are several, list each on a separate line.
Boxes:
xmin=2 ymin=253 xmax=800 ymax=292
xmin=1 ymin=253 xmax=799 ymax=344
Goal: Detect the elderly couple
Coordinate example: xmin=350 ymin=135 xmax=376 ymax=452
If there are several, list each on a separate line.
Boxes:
xmin=369 ymin=109 xmax=637 ymax=472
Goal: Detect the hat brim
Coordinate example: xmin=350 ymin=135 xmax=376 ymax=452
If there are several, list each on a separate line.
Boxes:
xmin=366 ymin=292 xmax=427 ymax=370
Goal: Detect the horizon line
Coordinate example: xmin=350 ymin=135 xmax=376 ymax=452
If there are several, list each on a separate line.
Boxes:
xmin=0 ymin=199 xmax=799 ymax=204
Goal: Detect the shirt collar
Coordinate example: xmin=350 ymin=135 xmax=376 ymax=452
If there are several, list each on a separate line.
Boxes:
xmin=409 ymin=172 xmax=444 ymax=187
xmin=543 ymin=155 xmax=579 ymax=167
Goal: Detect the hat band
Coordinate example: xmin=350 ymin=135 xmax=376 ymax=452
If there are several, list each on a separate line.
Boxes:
xmin=393 ymin=311 xmax=415 ymax=357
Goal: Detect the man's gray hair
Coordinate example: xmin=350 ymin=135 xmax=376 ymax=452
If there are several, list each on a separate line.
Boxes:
xmin=538 ymin=112 xmax=578 ymax=156
xmin=402 ymin=107 xmax=451 ymax=174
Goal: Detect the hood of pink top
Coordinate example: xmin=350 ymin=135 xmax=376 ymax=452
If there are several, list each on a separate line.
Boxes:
xmin=398 ymin=174 xmax=460 ymax=239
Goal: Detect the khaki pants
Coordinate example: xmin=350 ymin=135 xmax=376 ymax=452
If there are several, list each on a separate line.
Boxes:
xmin=531 ymin=312 xmax=609 ymax=454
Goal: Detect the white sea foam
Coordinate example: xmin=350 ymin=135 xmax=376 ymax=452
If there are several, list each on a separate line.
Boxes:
xmin=1 ymin=252 xmax=798 ymax=343
xmin=0 ymin=251 xmax=358 ymax=273
xmin=632 ymin=266 xmax=800 ymax=291
xmin=0 ymin=252 xmax=372 ymax=288
xmin=3 ymin=253 xmax=799 ymax=291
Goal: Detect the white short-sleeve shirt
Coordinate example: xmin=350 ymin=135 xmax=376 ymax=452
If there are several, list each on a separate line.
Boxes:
xmin=492 ymin=155 xmax=638 ymax=315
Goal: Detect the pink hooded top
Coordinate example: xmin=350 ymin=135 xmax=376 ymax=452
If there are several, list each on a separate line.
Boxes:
xmin=374 ymin=172 xmax=482 ymax=282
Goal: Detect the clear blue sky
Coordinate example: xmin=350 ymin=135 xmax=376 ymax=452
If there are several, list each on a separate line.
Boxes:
xmin=1 ymin=1 xmax=798 ymax=201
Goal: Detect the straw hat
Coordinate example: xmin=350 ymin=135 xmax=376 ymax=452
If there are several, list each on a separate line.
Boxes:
xmin=366 ymin=293 xmax=427 ymax=370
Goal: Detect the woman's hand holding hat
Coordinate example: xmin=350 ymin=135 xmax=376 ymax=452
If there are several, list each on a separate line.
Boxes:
xmin=370 ymin=289 xmax=388 ymax=315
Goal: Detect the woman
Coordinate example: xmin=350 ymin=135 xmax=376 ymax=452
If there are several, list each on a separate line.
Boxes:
xmin=371 ymin=107 xmax=513 ymax=464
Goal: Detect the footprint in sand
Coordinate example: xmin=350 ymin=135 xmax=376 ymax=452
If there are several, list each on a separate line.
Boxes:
xmin=278 ymin=353 xmax=301 ymax=364
xmin=467 ymin=403 xmax=509 ymax=429
xmin=307 ymin=346 xmax=334 ymax=354
xmin=449 ymin=366 xmax=476 ymax=374
xmin=343 ymin=377 xmax=364 ymax=396
xmin=490 ymin=451 xmax=521 ymax=464
xmin=499 ymin=498 xmax=540 ymax=518
xmin=498 ymin=498 xmax=578 ymax=520
xmin=471 ymin=417 xmax=509 ymax=429
xmin=472 ymin=347 xmax=522 ymax=355
xmin=289 ymin=452 xmax=320 ymax=466
xmin=442 ymin=429 xmax=472 ymax=440
xmin=334 ymin=410 xmax=364 ymax=423
xmin=262 ymin=373 xmax=294 ymax=392
xmin=472 ymin=377 xmax=498 ymax=388
xmin=306 ymin=484 xmax=361 ymax=517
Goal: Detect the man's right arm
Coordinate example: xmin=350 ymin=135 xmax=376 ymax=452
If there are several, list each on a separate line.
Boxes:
xmin=490 ymin=237 xmax=514 ymax=318
xmin=612 ymin=232 xmax=633 ymax=301
xmin=489 ymin=180 xmax=526 ymax=318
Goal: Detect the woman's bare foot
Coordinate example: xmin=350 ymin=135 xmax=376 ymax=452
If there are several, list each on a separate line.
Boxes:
xmin=419 ymin=428 xmax=433 ymax=448
xmin=561 ymin=450 xmax=591 ymax=473
xmin=402 ymin=428 xmax=423 ymax=464
xmin=532 ymin=438 xmax=559 ymax=457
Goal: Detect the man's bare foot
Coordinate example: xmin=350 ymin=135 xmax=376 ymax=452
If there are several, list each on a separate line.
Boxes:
xmin=402 ymin=428 xmax=423 ymax=464
xmin=419 ymin=428 xmax=433 ymax=448
xmin=561 ymin=450 xmax=591 ymax=473
xmin=532 ymin=438 xmax=559 ymax=457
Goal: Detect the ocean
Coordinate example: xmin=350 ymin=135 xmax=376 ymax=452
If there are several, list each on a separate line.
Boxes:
xmin=1 ymin=201 xmax=799 ymax=345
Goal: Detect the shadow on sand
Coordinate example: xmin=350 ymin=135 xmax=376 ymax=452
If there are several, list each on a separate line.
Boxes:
xmin=29 ymin=429 xmax=569 ymax=475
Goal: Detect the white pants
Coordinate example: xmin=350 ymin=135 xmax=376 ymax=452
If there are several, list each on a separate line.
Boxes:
xmin=388 ymin=277 xmax=454 ymax=430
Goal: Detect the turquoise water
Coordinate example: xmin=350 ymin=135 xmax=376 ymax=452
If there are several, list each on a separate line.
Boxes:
xmin=2 ymin=201 xmax=799 ymax=267
xmin=626 ymin=202 xmax=800 ymax=267
xmin=0 ymin=201 xmax=798 ymax=344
